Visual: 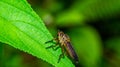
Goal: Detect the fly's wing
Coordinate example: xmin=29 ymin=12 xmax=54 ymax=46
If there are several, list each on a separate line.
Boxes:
xmin=65 ymin=42 xmax=79 ymax=63
xmin=65 ymin=34 xmax=70 ymax=41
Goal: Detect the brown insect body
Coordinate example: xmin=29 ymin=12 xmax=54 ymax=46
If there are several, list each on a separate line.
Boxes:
xmin=45 ymin=31 xmax=79 ymax=64
xmin=57 ymin=31 xmax=79 ymax=63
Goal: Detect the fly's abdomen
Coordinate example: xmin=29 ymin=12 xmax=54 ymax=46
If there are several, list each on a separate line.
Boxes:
xmin=65 ymin=42 xmax=79 ymax=63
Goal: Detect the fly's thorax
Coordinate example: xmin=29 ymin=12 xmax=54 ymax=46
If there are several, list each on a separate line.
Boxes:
xmin=58 ymin=31 xmax=70 ymax=46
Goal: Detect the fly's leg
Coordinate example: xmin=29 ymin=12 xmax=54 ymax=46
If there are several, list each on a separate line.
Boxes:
xmin=46 ymin=43 xmax=59 ymax=50
xmin=54 ymin=46 xmax=60 ymax=50
xmin=45 ymin=38 xmax=59 ymax=50
xmin=57 ymin=46 xmax=65 ymax=63
xmin=45 ymin=38 xmax=58 ymax=44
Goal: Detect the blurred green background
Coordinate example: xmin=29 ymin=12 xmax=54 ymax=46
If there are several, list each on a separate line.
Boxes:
xmin=0 ymin=0 xmax=120 ymax=67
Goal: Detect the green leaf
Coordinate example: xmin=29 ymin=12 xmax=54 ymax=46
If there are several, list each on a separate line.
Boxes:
xmin=0 ymin=0 xmax=74 ymax=67
xmin=56 ymin=10 xmax=85 ymax=27
xmin=56 ymin=0 xmax=120 ymax=26
xmin=72 ymin=0 xmax=120 ymax=20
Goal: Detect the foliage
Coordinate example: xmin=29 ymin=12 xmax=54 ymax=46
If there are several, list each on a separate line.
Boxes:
xmin=0 ymin=0 xmax=74 ymax=67
xmin=0 ymin=0 xmax=120 ymax=67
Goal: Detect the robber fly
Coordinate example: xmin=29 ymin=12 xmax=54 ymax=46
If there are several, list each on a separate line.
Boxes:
xmin=45 ymin=31 xmax=79 ymax=64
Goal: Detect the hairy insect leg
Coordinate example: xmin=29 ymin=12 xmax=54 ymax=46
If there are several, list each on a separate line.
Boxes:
xmin=45 ymin=38 xmax=60 ymax=50
xmin=54 ymin=46 xmax=60 ymax=51
xmin=46 ymin=43 xmax=59 ymax=50
xmin=57 ymin=46 xmax=65 ymax=63
xmin=45 ymin=38 xmax=58 ymax=44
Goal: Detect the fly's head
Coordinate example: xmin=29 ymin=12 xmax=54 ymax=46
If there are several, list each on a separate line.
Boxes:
xmin=57 ymin=31 xmax=64 ymax=42
xmin=58 ymin=31 xmax=64 ymax=37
